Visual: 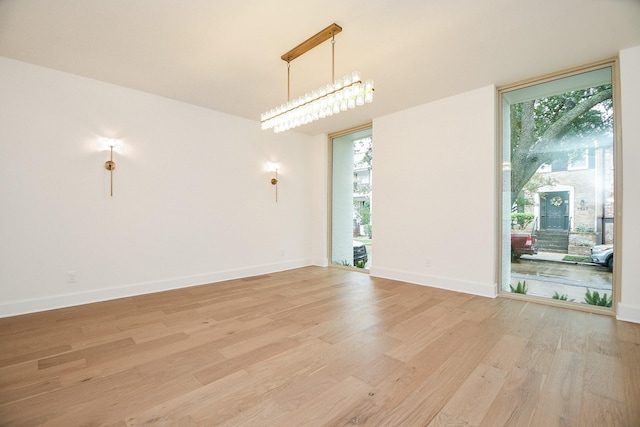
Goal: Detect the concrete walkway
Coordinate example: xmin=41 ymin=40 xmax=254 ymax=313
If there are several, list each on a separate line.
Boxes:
xmin=514 ymin=251 xmax=611 ymax=301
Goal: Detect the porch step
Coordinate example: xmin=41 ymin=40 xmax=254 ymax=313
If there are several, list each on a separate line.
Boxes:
xmin=535 ymin=230 xmax=569 ymax=253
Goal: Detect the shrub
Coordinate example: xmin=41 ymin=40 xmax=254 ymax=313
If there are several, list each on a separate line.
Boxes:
xmin=510 ymin=281 xmax=528 ymax=294
xmin=584 ymin=288 xmax=612 ymax=307
xmin=511 ymin=213 xmax=535 ymax=230
xmin=552 ymin=291 xmax=571 ymax=301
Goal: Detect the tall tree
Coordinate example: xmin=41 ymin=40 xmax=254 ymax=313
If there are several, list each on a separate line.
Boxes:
xmin=509 ymin=85 xmax=612 ymax=205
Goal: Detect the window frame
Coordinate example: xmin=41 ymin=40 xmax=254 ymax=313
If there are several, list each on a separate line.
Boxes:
xmin=495 ymin=58 xmax=622 ymax=314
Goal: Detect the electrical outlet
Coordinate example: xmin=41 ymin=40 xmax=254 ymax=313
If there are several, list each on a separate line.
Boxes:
xmin=425 ymin=258 xmax=431 ymax=267
xmin=67 ymin=271 xmax=77 ymax=283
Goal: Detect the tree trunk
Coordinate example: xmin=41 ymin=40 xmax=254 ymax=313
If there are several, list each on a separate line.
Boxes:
xmin=509 ymin=88 xmax=612 ymax=205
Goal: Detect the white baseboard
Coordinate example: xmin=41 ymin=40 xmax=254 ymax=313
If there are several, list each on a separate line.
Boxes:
xmin=0 ymin=259 xmax=314 ymax=318
xmin=370 ymin=267 xmax=497 ymax=298
xmin=312 ymin=257 xmax=329 ymax=267
xmin=617 ymin=303 xmax=640 ymax=324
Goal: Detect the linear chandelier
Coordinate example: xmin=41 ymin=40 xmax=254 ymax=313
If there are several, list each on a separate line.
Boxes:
xmin=261 ymin=23 xmax=374 ymax=133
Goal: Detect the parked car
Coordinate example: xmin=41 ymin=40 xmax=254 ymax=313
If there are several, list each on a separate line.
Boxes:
xmin=353 ymin=241 xmax=368 ymax=266
xmin=591 ymin=244 xmax=613 ymax=270
xmin=511 ymin=233 xmax=538 ymax=259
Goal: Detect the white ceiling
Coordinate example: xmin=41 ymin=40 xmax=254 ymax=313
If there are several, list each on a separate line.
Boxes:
xmin=1 ymin=0 xmax=639 ymax=135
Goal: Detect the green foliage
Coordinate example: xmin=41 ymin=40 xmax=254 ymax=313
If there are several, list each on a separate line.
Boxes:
xmin=512 ymin=193 xmax=533 ymax=213
xmin=562 ymin=255 xmax=591 ymax=263
xmin=513 ymin=175 xmax=557 ymax=213
xmin=354 ymin=137 xmax=373 ymax=169
xmin=552 ymin=291 xmax=568 ymax=300
xmin=509 ymin=83 xmax=613 ymax=204
xmin=336 ymin=259 xmax=366 ymax=269
xmin=510 ymin=280 xmax=528 ymax=294
xmin=583 ymin=288 xmax=612 ymax=307
xmin=511 ymin=213 xmax=535 ymax=230
xmin=354 ymin=199 xmax=371 ymax=231
xmin=361 ymin=200 xmax=371 ymax=225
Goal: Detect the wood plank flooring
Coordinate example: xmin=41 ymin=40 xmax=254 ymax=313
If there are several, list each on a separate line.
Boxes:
xmin=1 ymin=266 xmax=639 ymax=426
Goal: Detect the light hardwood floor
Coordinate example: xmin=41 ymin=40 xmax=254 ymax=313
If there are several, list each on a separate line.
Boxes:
xmin=1 ymin=266 xmax=639 ymax=426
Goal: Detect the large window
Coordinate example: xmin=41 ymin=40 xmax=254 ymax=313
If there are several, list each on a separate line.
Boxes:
xmin=499 ymin=63 xmax=617 ymax=310
xmin=330 ymin=125 xmax=373 ymax=270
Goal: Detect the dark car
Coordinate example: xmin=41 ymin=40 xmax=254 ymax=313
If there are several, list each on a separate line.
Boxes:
xmin=591 ymin=244 xmax=613 ymax=270
xmin=353 ymin=241 xmax=368 ymax=266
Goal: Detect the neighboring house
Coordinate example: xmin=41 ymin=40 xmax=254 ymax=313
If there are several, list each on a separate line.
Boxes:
xmin=527 ymin=141 xmax=614 ymax=253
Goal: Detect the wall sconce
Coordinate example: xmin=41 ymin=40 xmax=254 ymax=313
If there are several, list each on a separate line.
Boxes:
xmin=269 ymin=163 xmax=279 ymax=202
xmin=102 ymin=138 xmax=120 ymax=197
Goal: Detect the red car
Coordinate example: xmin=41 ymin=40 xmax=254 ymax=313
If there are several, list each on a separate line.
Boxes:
xmin=511 ymin=233 xmax=538 ymax=259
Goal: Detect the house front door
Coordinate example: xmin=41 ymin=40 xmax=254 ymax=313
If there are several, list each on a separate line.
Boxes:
xmin=540 ymin=191 xmax=569 ymax=230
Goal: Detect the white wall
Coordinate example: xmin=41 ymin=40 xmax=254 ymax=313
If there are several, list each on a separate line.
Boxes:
xmin=3 ymin=46 xmax=639 ymax=322
xmin=371 ymin=86 xmax=497 ymax=297
xmin=618 ymin=45 xmax=640 ymax=323
xmin=308 ymin=133 xmax=329 ymax=267
xmin=0 ymin=57 xmax=321 ymax=317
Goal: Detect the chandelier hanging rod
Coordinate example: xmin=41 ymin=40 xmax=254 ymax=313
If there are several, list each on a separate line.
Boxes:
xmin=280 ymin=23 xmax=342 ymax=63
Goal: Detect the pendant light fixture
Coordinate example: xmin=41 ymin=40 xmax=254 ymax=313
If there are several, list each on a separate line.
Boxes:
xmin=261 ymin=23 xmax=374 ymax=133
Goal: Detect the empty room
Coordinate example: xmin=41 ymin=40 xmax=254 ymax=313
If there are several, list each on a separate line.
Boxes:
xmin=1 ymin=1 xmax=640 ymax=425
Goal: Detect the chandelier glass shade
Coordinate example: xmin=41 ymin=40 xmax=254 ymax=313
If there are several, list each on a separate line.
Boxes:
xmin=261 ymin=72 xmax=373 ymax=133
xmin=261 ymin=23 xmax=373 ymax=133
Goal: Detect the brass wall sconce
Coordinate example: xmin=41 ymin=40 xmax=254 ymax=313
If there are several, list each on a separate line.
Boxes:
xmin=102 ymin=138 xmax=120 ymax=197
xmin=269 ymin=163 xmax=279 ymax=202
